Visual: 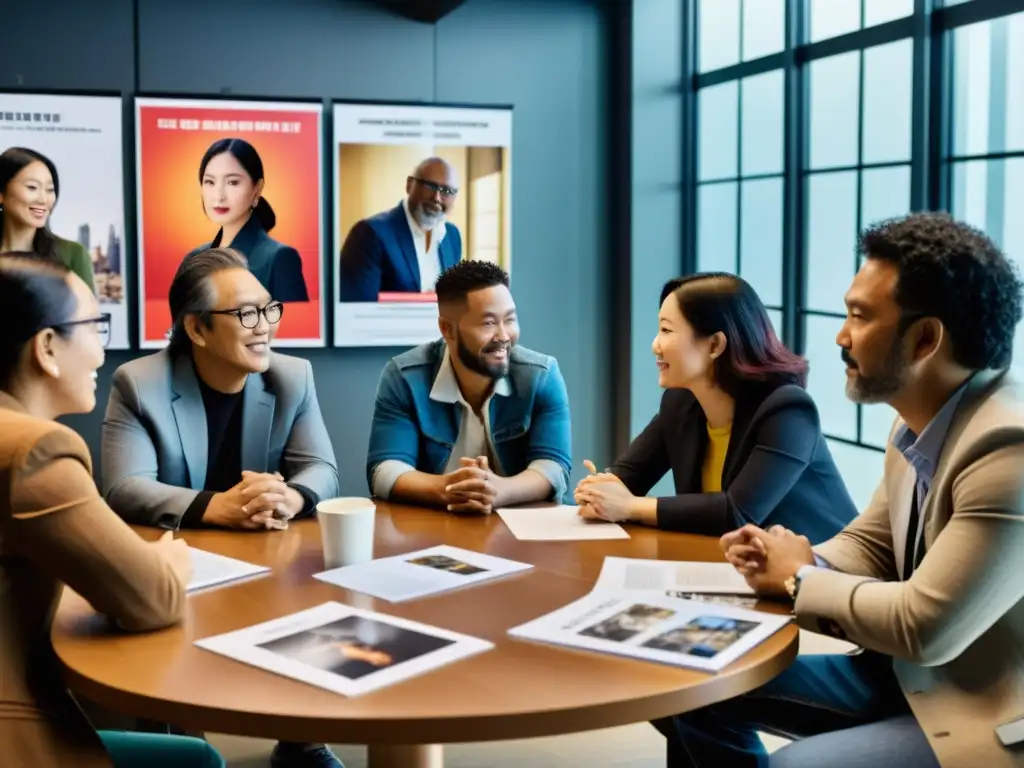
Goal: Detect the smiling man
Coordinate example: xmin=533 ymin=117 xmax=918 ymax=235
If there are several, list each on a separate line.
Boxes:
xmin=101 ymin=247 xmax=341 ymax=767
xmin=367 ymin=260 xmax=572 ymax=513
xmin=338 ymin=156 xmax=463 ymax=302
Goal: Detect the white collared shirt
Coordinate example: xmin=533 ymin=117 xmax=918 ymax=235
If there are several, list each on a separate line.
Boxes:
xmin=402 ymin=198 xmax=448 ymax=292
xmin=370 ymin=348 xmax=564 ymax=500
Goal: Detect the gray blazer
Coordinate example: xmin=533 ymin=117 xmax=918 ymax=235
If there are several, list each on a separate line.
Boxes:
xmin=101 ymin=349 xmax=339 ymax=529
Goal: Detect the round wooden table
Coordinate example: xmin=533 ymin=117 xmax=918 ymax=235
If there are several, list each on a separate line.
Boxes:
xmin=52 ymin=502 xmax=798 ymax=767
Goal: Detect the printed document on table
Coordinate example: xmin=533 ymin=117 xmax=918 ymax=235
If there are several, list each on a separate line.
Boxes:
xmin=195 ymin=601 xmax=493 ymax=697
xmin=497 ymin=505 xmax=630 ymax=541
xmin=592 ymin=556 xmax=755 ymax=596
xmin=313 ymin=544 xmax=533 ymax=603
xmin=188 ymin=548 xmax=271 ymax=593
xmin=509 ymin=592 xmax=790 ymax=673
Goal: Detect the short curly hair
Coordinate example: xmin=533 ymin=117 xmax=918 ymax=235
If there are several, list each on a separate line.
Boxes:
xmin=434 ymin=260 xmax=509 ymax=304
xmin=860 ymin=212 xmax=1023 ymax=370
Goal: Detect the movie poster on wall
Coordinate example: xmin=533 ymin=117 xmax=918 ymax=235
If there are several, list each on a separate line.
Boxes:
xmin=0 ymin=93 xmax=129 ymax=349
xmin=135 ymin=98 xmax=324 ymax=348
xmin=333 ymin=103 xmax=513 ymax=347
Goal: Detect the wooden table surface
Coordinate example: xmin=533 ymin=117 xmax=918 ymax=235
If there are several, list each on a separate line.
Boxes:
xmin=51 ymin=502 xmax=797 ymax=764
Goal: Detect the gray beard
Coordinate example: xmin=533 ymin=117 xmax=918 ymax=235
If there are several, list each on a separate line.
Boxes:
xmin=413 ymin=205 xmax=445 ymax=231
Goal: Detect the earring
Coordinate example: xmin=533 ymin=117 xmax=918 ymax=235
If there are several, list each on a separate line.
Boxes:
xmin=251 ymin=199 xmax=258 ymax=211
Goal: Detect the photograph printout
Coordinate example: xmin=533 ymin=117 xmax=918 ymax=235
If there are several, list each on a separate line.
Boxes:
xmin=187 ymin=548 xmax=271 ymax=593
xmin=496 ymin=506 xmax=630 ymax=541
xmin=313 ymin=544 xmax=533 ymax=603
xmin=195 ymin=602 xmax=493 ymax=697
xmin=508 ymin=593 xmax=790 ymax=673
xmin=592 ymin=557 xmax=755 ymax=597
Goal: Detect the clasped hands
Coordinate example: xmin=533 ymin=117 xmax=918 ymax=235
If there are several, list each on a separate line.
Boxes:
xmin=719 ymin=523 xmax=816 ymax=599
xmin=572 ymin=459 xmax=638 ymax=522
xmin=439 ymin=456 xmax=506 ymax=515
xmin=205 ymin=470 xmax=305 ymax=531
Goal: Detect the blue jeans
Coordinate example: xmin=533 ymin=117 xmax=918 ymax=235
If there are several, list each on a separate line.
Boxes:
xmin=654 ymin=652 xmax=940 ymax=767
xmin=98 ymin=730 xmax=225 ymax=767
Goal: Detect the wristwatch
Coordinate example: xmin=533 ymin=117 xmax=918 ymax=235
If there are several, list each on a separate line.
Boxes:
xmin=784 ymin=565 xmax=815 ymax=602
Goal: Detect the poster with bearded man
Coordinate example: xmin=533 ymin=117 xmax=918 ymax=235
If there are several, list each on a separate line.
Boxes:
xmin=333 ymin=102 xmax=512 ymax=347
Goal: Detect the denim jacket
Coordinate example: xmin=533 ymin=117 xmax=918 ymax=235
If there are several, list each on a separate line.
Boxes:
xmin=367 ymin=339 xmax=572 ymax=500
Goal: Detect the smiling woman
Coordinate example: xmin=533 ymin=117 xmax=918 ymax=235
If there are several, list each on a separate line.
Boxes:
xmin=185 ymin=138 xmax=308 ymax=304
xmin=0 ymin=147 xmax=95 ymax=290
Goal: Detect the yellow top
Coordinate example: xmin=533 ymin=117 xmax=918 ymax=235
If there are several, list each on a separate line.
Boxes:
xmin=701 ymin=423 xmax=732 ymax=493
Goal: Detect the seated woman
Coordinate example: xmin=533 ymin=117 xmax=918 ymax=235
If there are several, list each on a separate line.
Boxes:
xmin=575 ymin=273 xmax=857 ymax=543
xmin=0 ymin=254 xmax=223 ymax=767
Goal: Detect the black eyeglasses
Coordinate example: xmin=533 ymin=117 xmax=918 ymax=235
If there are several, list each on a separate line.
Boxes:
xmin=54 ymin=313 xmax=112 ymax=349
xmin=207 ymin=301 xmax=284 ymax=329
xmin=409 ymin=176 xmax=458 ymax=199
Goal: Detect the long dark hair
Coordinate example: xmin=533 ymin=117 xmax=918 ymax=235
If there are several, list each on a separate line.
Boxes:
xmin=0 ymin=253 xmax=76 ymax=389
xmin=0 ymin=147 xmax=61 ymax=261
xmin=168 ymin=247 xmax=249 ymax=354
xmin=661 ymin=273 xmax=808 ymax=396
xmin=198 ymin=139 xmax=276 ymax=244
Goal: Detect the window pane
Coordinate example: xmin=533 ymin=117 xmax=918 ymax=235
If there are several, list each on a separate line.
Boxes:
xmin=806 ymin=171 xmax=858 ymax=313
xmin=699 ymin=81 xmax=739 ymax=181
xmin=741 ymin=70 xmax=784 ymax=175
xmin=809 ymin=0 xmax=861 ymax=43
xmin=864 ymin=0 xmax=913 ymax=26
xmin=863 ymin=39 xmax=913 ymax=164
xmin=861 ymin=402 xmax=899 ymax=449
xmin=698 ymin=183 xmax=738 ymax=273
xmin=767 ymin=309 xmax=783 ymax=337
xmin=740 ymin=177 xmax=784 ymax=306
xmin=860 ymin=165 xmax=911 ymax=230
xmin=826 ymin=440 xmax=885 ymax=512
xmin=742 ymin=0 xmax=785 ymax=61
xmin=699 ymin=0 xmax=740 ymax=72
xmin=805 ymin=315 xmax=857 ymax=441
xmin=951 ymin=13 xmax=1024 ymax=157
xmin=809 ymin=53 xmax=861 ymax=170
xmin=951 ymin=158 xmax=1024 ymax=377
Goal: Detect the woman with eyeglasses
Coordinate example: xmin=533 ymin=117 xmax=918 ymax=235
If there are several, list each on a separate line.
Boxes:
xmin=338 ymin=156 xmax=463 ymax=302
xmin=186 ymin=138 xmax=308 ymax=303
xmin=0 ymin=254 xmax=223 ymax=767
xmin=0 ymin=147 xmax=96 ymax=290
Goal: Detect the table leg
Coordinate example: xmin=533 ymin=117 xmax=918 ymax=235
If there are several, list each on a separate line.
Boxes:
xmin=367 ymin=743 xmax=443 ymax=768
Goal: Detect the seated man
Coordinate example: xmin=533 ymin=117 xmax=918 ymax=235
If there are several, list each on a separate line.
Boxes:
xmin=663 ymin=212 xmax=1024 ymax=767
xmin=367 ymin=260 xmax=571 ymax=513
xmin=101 ymin=247 xmax=340 ymax=768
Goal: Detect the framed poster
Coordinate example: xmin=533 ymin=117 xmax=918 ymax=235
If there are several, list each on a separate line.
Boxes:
xmin=333 ymin=103 xmax=513 ymax=347
xmin=135 ymin=97 xmax=324 ymax=348
xmin=0 ymin=92 xmax=129 ymax=348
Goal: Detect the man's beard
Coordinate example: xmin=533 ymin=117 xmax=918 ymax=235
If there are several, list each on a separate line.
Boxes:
xmin=457 ymin=336 xmax=511 ymax=379
xmin=413 ymin=202 xmax=445 ymax=230
xmin=843 ymin=340 xmax=908 ymax=404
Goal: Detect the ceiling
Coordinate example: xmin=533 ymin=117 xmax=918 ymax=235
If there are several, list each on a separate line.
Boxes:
xmin=369 ymin=0 xmax=469 ymax=23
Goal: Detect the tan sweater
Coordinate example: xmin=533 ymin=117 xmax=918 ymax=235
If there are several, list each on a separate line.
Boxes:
xmin=0 ymin=392 xmax=185 ymax=767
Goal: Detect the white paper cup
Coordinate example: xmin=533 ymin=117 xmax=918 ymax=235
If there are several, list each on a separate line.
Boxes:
xmin=316 ymin=497 xmax=376 ymax=569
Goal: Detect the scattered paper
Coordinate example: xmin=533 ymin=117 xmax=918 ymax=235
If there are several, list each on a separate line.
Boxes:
xmin=313 ymin=544 xmax=533 ymax=603
xmin=509 ymin=592 xmax=790 ymax=673
xmin=195 ymin=602 xmax=492 ymax=697
xmin=592 ymin=556 xmax=754 ymax=596
xmin=188 ymin=548 xmax=271 ymax=593
xmin=497 ymin=505 xmax=630 ymax=541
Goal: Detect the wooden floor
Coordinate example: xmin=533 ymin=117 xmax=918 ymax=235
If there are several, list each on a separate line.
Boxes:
xmin=206 ymin=632 xmax=851 ymax=766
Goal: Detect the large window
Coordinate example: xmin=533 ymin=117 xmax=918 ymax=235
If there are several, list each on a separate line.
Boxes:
xmin=689 ymin=0 xmax=1024 ymax=508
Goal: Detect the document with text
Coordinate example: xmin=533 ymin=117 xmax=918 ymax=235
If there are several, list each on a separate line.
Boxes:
xmin=313 ymin=544 xmax=533 ymax=603
xmin=196 ymin=601 xmax=493 ymax=697
xmin=509 ymin=592 xmax=790 ymax=673
xmin=188 ymin=548 xmax=271 ymax=593
xmin=497 ymin=505 xmax=631 ymax=541
xmin=592 ymin=556 xmax=755 ymax=597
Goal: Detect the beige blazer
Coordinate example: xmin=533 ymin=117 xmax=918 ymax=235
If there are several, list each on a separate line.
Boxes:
xmin=0 ymin=392 xmax=185 ymax=767
xmin=795 ymin=370 xmax=1024 ymax=767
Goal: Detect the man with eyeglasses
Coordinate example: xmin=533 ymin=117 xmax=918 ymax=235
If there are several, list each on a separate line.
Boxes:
xmin=338 ymin=156 xmax=462 ymax=302
xmin=100 ymin=248 xmax=342 ymax=767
